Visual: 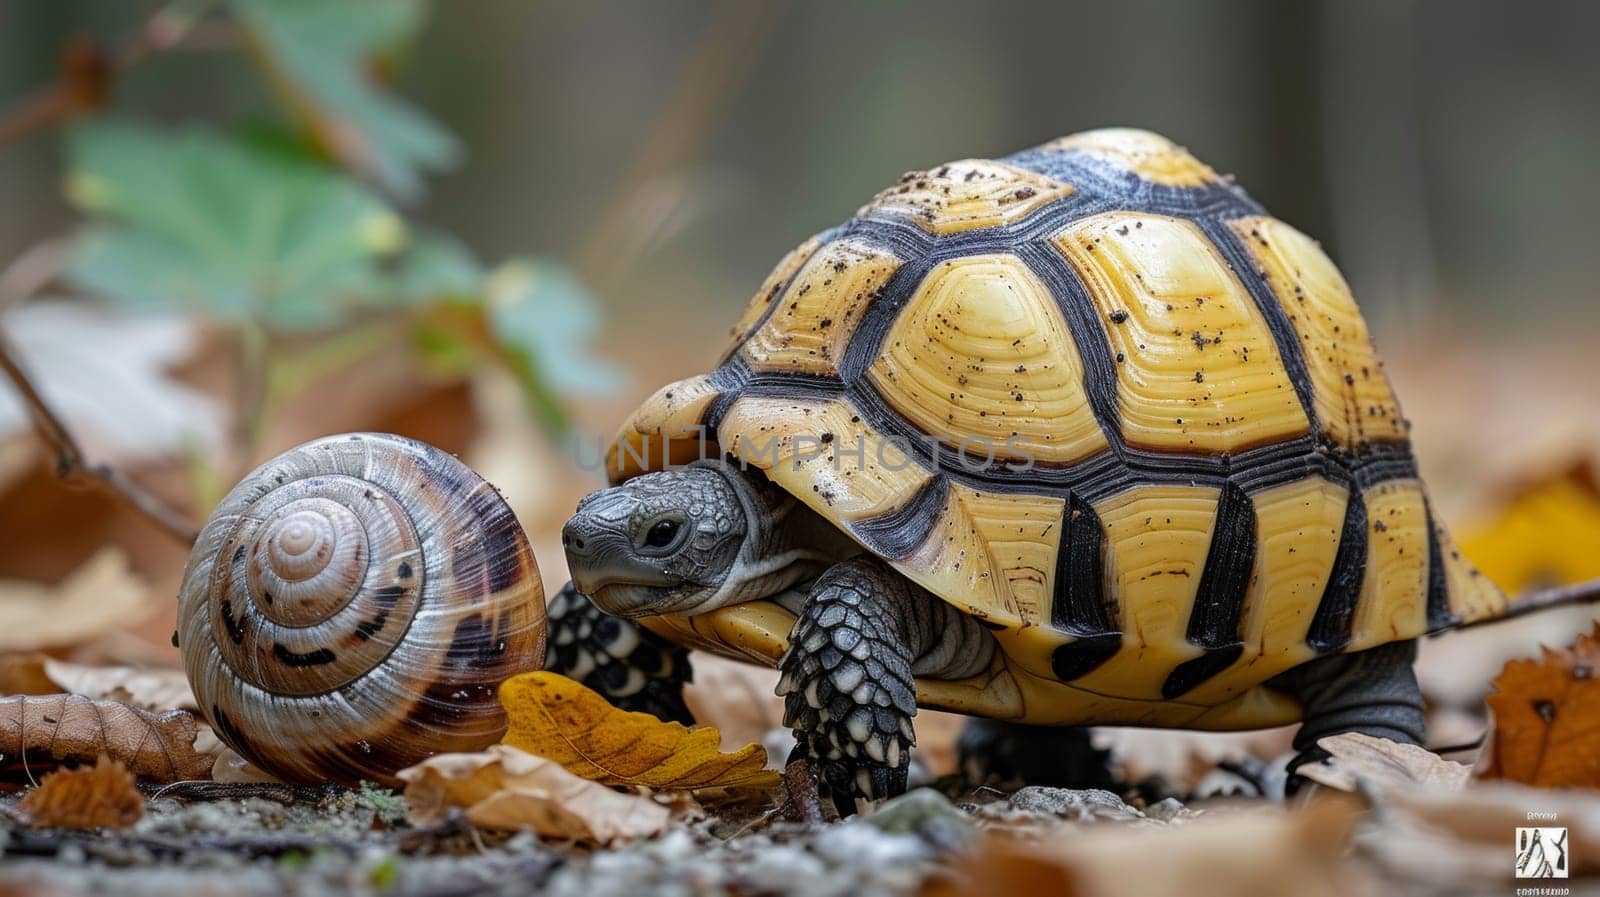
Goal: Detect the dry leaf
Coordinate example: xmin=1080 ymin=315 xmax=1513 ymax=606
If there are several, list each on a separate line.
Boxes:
xmin=1096 ymin=726 xmax=1297 ymax=791
xmin=914 ymin=710 xmax=967 ymax=778
xmin=0 ymin=549 xmax=154 ymax=652
xmin=1480 ymin=623 xmax=1600 ymax=787
xmin=0 ymin=655 xmax=196 ymax=712
xmin=0 ymin=653 xmax=60 ymax=695
xmin=18 ymin=756 xmax=144 ymax=829
xmin=1298 ymin=733 xmax=1471 ymax=793
xmin=923 ymin=801 xmax=1365 ymax=897
xmin=0 ymin=302 xmax=221 ymax=463
xmin=499 ymin=671 xmax=776 ymax=790
xmin=39 ymin=659 xmax=196 ymax=712
xmin=1359 ymin=782 xmax=1600 ymax=884
xmin=682 ymin=654 xmax=784 ymax=753
xmin=1458 ymin=460 xmax=1600 ymax=593
xmin=211 ymin=747 xmax=285 ymax=784
xmin=397 ymin=744 xmax=668 ymax=844
xmin=0 ymin=694 xmax=214 ymax=786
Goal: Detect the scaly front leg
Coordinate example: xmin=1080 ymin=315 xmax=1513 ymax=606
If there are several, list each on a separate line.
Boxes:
xmin=778 ymin=556 xmax=996 ymax=816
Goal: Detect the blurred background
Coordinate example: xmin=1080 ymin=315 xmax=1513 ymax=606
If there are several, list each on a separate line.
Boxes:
xmin=0 ymin=0 xmax=1597 ymax=756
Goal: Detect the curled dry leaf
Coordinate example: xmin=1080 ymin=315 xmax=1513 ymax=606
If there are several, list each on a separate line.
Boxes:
xmin=0 ymin=695 xmax=214 ymax=786
xmin=500 ymin=671 xmax=777 ymax=790
xmin=1480 ymin=622 xmax=1600 ymax=787
xmin=0 ymin=548 xmax=153 ymax=652
xmin=397 ymin=744 xmax=668 ymax=845
xmin=18 ymin=756 xmax=144 ymax=830
xmin=0 ymin=655 xmax=196 ymax=711
xmin=923 ymin=801 xmax=1364 ymax=897
xmin=1298 ymin=732 xmax=1471 ymax=793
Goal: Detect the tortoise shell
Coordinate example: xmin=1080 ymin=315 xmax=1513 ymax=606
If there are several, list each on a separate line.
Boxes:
xmin=606 ymin=128 xmax=1506 ymax=729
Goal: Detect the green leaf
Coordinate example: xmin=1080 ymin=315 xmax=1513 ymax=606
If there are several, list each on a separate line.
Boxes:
xmin=66 ymin=122 xmax=403 ymax=331
xmin=483 ymin=260 xmax=622 ymax=432
xmin=392 ymin=232 xmax=480 ymax=306
xmin=231 ymin=0 xmax=459 ymax=200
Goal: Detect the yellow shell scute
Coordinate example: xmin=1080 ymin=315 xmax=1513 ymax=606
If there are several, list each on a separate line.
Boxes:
xmin=1232 ymin=216 xmax=1406 ymax=448
xmin=899 ymin=482 xmax=1065 ymax=629
xmin=860 ymin=159 xmax=1072 ymax=234
xmin=869 ymin=253 xmax=1109 ymax=465
xmin=1349 ymin=479 xmax=1431 ymax=649
xmin=1052 ymin=211 xmax=1311 ymax=453
xmin=606 ymin=375 xmax=721 ymax=484
xmin=1437 ymin=523 xmax=1506 ymax=624
xmin=741 ymin=238 xmax=901 ymax=375
xmin=723 ymin=234 xmax=824 ymax=357
xmin=1043 ymin=128 xmax=1219 ymax=187
xmin=1070 ymin=484 xmax=1220 ymax=700
xmin=718 ymin=395 xmax=931 ymax=524
xmin=1180 ymin=476 xmax=1347 ymax=706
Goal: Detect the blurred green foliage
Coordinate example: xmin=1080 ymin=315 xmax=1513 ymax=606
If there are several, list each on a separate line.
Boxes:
xmin=67 ymin=122 xmax=400 ymax=330
xmin=230 ymin=0 xmax=458 ymax=200
xmin=34 ymin=0 xmax=616 ymax=443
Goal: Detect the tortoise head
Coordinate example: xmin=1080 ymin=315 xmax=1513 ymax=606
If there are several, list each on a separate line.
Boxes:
xmin=562 ymin=460 xmax=769 ymax=617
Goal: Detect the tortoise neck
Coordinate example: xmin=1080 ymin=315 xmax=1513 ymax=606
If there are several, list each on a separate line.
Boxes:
xmin=699 ymin=462 xmax=859 ymax=608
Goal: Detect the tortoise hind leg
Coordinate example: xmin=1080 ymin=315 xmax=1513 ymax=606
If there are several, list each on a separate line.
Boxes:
xmin=544 ymin=581 xmax=694 ymax=725
xmin=778 ymin=556 xmax=997 ymax=816
xmin=957 ymin=720 xmax=1115 ymax=790
xmin=1268 ymin=639 xmax=1425 ymax=790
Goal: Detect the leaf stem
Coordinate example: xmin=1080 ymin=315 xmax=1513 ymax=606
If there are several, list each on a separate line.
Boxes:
xmin=0 ymin=326 xmax=199 ymax=545
xmin=230 ymin=322 xmax=269 ymax=476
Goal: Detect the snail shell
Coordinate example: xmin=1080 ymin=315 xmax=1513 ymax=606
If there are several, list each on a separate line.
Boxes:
xmin=177 ymin=433 xmax=546 ymax=787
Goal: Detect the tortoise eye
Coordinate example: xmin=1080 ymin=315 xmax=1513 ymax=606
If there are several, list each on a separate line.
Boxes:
xmin=644 ymin=519 xmax=681 ymax=549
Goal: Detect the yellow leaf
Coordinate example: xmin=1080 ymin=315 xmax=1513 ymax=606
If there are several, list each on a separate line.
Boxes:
xmin=499 ymin=671 xmax=778 ymax=790
xmin=1458 ymin=461 xmax=1600 ymax=592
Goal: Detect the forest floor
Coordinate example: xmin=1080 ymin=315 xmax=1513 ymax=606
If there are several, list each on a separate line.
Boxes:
xmin=3 ymin=766 xmax=1584 ymax=897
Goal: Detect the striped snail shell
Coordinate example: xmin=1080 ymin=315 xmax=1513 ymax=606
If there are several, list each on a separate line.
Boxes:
xmin=177 ymin=433 xmax=546 ymax=787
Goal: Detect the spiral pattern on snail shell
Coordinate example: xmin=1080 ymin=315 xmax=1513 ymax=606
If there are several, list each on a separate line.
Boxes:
xmin=177 ymin=433 xmax=546 ymax=786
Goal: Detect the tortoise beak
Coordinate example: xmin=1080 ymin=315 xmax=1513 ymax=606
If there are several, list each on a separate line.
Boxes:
xmin=561 ymin=489 xmax=677 ymax=604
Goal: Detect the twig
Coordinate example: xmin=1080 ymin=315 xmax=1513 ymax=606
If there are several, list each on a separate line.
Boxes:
xmin=573 ymin=0 xmax=781 ymax=288
xmin=0 ymin=327 xmax=199 ymax=544
xmin=781 ymin=758 xmax=824 ymax=825
xmin=231 ymin=321 xmax=269 ymax=477
xmin=0 ymin=4 xmax=218 ymax=151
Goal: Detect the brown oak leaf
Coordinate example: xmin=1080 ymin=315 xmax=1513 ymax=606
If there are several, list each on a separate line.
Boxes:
xmin=499 ymin=671 xmax=777 ymax=790
xmin=1480 ymin=623 xmax=1600 ymax=787
xmin=18 ymin=756 xmax=144 ymax=829
xmin=0 ymin=694 xmax=214 ymax=787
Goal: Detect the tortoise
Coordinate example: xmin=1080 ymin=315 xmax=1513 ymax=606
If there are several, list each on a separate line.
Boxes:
xmin=549 ymin=128 xmax=1593 ymax=812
